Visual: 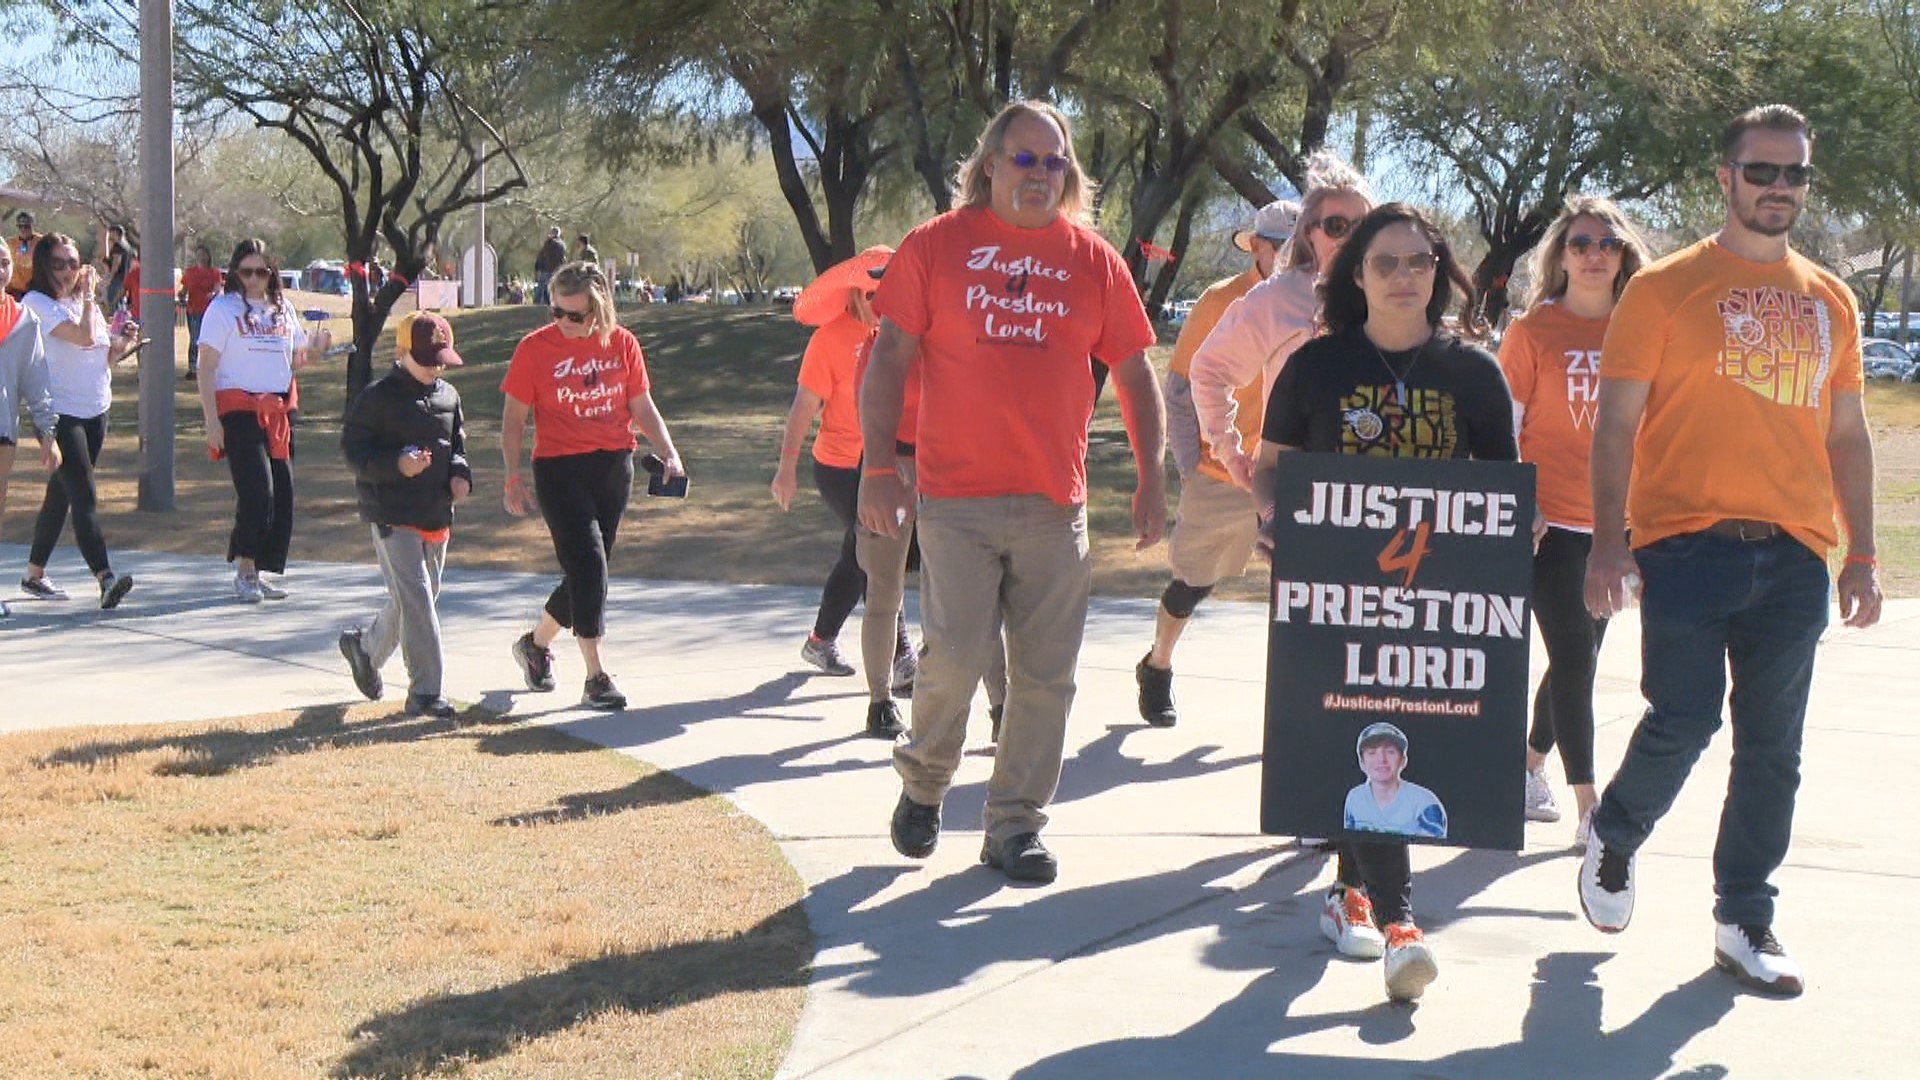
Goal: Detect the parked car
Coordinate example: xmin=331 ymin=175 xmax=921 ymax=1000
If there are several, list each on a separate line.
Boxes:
xmin=1863 ymin=337 xmax=1918 ymax=381
xmin=1166 ymin=299 xmax=1198 ymax=326
xmin=301 ymin=260 xmax=351 ymax=296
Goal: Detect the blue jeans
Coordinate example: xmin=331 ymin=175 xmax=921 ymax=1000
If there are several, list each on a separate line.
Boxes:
xmin=186 ymin=313 xmax=204 ymax=371
xmin=1591 ymin=530 xmax=1830 ymax=927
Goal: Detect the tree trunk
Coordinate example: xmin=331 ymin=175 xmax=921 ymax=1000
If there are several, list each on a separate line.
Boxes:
xmin=1471 ymin=239 xmax=1529 ymax=331
xmin=1146 ymin=186 xmax=1203 ymax=313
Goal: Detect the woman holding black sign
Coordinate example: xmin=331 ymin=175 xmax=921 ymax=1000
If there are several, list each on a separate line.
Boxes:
xmin=1499 ymin=198 xmax=1652 ymax=845
xmin=1253 ymin=203 xmax=1518 ymax=1003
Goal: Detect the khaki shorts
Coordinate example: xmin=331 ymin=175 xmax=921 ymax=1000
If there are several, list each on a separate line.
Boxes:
xmin=1166 ymin=471 xmax=1258 ymax=588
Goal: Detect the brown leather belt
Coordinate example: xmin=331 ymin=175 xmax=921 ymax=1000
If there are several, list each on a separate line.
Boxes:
xmin=1705 ymin=518 xmax=1783 ymax=542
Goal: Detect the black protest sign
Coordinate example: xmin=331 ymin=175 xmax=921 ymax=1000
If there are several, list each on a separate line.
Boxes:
xmin=1260 ymin=453 xmax=1535 ymax=851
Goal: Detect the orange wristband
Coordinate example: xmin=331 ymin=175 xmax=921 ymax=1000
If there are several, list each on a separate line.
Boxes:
xmin=863 ymin=465 xmax=897 ymax=478
xmin=1845 ymin=554 xmax=1877 ymax=568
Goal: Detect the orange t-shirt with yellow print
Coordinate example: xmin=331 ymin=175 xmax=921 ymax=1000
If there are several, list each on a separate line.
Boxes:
xmin=1599 ymin=237 xmax=1863 ymax=555
xmin=1169 ymin=267 xmax=1263 ymax=485
xmin=1498 ymin=301 xmax=1607 ymax=530
xmin=797 ymin=314 xmax=868 ymax=469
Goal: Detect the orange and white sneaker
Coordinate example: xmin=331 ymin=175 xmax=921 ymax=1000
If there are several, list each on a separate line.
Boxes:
xmin=1319 ymin=885 xmax=1386 ymax=959
xmin=1383 ymin=922 xmax=1439 ymax=1002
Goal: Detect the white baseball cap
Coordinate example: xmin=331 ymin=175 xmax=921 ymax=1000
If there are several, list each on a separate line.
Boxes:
xmin=1233 ymin=199 xmax=1302 ymax=252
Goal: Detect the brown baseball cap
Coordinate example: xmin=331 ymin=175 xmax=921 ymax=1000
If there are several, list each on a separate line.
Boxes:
xmin=396 ymin=310 xmax=463 ymax=367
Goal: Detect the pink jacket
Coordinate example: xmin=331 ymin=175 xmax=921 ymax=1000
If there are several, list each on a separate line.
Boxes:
xmin=1187 ymin=267 xmax=1319 ymax=462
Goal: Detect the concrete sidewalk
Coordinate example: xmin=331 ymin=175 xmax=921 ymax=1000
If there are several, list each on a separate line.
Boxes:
xmin=2 ymin=542 xmax=1915 ymax=1079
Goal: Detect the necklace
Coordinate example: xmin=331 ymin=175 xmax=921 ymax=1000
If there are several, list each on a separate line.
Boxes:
xmin=1369 ymin=336 xmax=1429 ymax=408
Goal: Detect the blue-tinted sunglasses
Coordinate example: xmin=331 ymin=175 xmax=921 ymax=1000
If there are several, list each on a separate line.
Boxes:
xmin=1007 ymin=150 xmax=1070 ymax=174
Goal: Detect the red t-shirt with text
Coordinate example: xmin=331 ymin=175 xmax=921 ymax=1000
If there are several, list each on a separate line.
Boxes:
xmin=500 ymin=323 xmax=651 ymax=459
xmin=873 ymin=206 xmax=1154 ymax=504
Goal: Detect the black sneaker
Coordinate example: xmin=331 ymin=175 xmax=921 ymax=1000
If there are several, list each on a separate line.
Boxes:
xmin=890 ymin=791 xmax=941 ymax=859
xmin=981 ymin=831 xmax=1059 ymax=884
xmin=338 ymin=630 xmax=384 ymax=701
xmin=511 ymin=631 xmax=556 ymax=692
xmin=866 ymin=700 xmax=906 ymax=740
xmin=1136 ymin=654 xmax=1176 ymax=727
xmin=989 ymin=703 xmax=1004 ymax=743
xmin=98 ymin=573 xmax=133 ymax=610
xmin=583 ymin=672 xmax=627 ymax=710
xmin=20 ymin=575 xmax=66 ymax=600
xmin=405 ymin=694 xmax=457 ymax=719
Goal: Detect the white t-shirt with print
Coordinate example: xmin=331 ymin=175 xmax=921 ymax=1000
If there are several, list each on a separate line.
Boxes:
xmin=21 ymin=290 xmax=110 ymax=418
xmin=199 ymin=293 xmax=305 ymax=394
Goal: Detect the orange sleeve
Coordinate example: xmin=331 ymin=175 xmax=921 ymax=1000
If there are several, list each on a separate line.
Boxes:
xmin=1496 ymin=319 xmax=1539 ymax=408
xmin=873 ymin=224 xmax=934 ymax=336
xmin=1598 ymin=276 xmax=1671 ymax=383
xmin=1168 ymin=278 xmax=1238 ymax=379
xmin=1829 ymin=282 xmax=1865 ymax=394
xmin=797 ymin=325 xmax=837 ymax=400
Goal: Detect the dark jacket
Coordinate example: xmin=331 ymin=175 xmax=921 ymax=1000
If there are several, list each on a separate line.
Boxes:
xmin=341 ymin=364 xmax=472 ymax=530
xmin=535 ymin=237 xmax=567 ymax=274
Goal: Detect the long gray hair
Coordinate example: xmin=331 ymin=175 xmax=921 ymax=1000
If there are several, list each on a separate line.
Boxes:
xmin=954 ymin=101 xmax=1097 ymax=225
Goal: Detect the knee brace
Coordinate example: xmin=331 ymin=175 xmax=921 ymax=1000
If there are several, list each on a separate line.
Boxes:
xmin=1160 ymin=579 xmax=1214 ymax=620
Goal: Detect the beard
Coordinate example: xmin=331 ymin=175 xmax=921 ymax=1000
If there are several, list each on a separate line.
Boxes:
xmin=1735 ymin=196 xmax=1801 ymax=238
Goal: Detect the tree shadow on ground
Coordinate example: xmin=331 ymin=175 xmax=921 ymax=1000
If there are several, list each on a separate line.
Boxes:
xmin=31 ymin=700 xmax=507 ymax=776
xmin=940 ymin=724 xmax=1261 ymax=831
xmin=490 ymin=731 xmax=884 ymax=826
xmin=332 ymin=896 xmax=812 ymax=1079
xmin=1006 ymin=847 xmax=1736 ymax=1080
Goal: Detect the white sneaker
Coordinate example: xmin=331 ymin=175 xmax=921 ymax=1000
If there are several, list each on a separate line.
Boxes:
xmin=1383 ymin=922 xmax=1439 ymax=1002
xmin=257 ymin=575 xmax=288 ymax=601
xmin=1714 ymin=922 xmax=1804 ymax=996
xmin=890 ymin=646 xmax=917 ymax=697
xmin=1525 ymin=767 xmax=1561 ymax=822
xmin=1577 ymin=827 xmax=1634 ymax=933
xmin=1319 ymin=885 xmax=1386 ymax=960
xmin=234 ymin=572 xmax=264 ymax=604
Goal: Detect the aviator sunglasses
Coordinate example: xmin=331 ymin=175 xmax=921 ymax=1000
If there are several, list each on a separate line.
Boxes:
xmin=1566 ymin=234 xmax=1626 ymax=256
xmin=1007 ymin=150 xmax=1070 ymax=173
xmin=550 ymin=305 xmax=590 ymax=324
xmin=1365 ymin=251 xmax=1437 ymax=276
xmin=1314 ymin=215 xmax=1355 ymax=240
xmin=1727 ymin=161 xmax=1815 ymax=188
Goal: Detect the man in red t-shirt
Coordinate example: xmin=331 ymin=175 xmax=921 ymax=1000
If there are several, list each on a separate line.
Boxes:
xmin=859 ymin=100 xmax=1167 ymax=885
xmin=180 ymin=244 xmax=223 ymax=380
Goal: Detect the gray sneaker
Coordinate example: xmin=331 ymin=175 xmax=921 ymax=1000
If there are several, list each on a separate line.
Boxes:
xmin=1525 ymin=767 xmax=1561 ymax=822
xmin=801 ymin=634 xmax=855 ymax=676
xmin=20 ymin=575 xmax=66 ymax=600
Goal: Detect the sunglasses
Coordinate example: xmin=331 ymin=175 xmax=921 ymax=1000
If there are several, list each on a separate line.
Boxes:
xmin=1365 ymin=251 xmax=1438 ymax=277
xmin=237 ymin=266 xmax=272 ymax=279
xmin=1566 ymin=234 xmax=1626 ymax=256
xmin=1728 ymin=161 xmax=1815 ymax=188
xmin=550 ymin=305 xmax=590 ymax=324
xmin=1007 ymin=150 xmax=1070 ymax=174
xmin=1314 ymin=215 xmax=1355 ymax=240
xmin=49 ymin=257 xmax=79 ymax=271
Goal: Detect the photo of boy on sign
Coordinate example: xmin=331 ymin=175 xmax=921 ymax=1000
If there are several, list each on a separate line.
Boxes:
xmin=1344 ymin=722 xmax=1448 ymax=839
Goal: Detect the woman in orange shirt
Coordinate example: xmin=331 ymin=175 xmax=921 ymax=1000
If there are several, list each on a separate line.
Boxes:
xmin=771 ymin=247 xmax=914 ymax=704
xmin=1497 ymin=197 xmax=1652 ymax=843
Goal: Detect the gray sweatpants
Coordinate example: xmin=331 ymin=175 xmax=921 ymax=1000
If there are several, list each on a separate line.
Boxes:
xmin=364 ymin=524 xmax=448 ymax=699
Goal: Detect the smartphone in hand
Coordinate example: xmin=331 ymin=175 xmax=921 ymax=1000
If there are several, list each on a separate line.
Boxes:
xmin=639 ymin=453 xmax=689 ymax=498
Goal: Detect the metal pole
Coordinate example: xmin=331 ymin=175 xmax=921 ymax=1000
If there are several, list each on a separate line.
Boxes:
xmin=475 ymin=150 xmax=486 ymax=306
xmin=136 ymin=0 xmax=176 ymax=511
xmin=1900 ymin=248 xmax=1914 ymax=346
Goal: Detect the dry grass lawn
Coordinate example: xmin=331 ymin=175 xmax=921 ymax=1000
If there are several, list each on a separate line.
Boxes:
xmin=0 ymin=704 xmax=809 ymax=1079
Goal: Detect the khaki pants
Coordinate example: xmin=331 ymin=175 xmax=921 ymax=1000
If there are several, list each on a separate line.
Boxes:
xmin=895 ymin=494 xmax=1090 ymax=841
xmin=1165 ymin=470 xmax=1256 ymax=588
xmin=857 ymin=459 xmax=917 ymax=702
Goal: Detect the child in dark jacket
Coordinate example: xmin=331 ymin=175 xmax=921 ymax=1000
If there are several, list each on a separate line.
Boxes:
xmin=338 ymin=311 xmax=472 ymax=718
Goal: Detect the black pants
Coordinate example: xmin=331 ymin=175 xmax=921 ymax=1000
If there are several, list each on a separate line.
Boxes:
xmin=1527 ymin=527 xmax=1610 ymax=785
xmin=1336 ymin=840 xmax=1412 ymax=925
xmin=29 ymin=412 xmax=111 ymax=575
xmin=534 ymin=449 xmax=633 ymax=640
xmin=222 ymin=409 xmax=295 ymax=574
xmin=812 ymin=458 xmax=864 ymax=642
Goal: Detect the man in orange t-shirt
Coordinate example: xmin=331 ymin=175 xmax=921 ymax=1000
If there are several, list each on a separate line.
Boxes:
xmin=180 ymin=244 xmax=224 ymax=379
xmin=858 ymin=100 xmax=1166 ymax=885
xmin=1576 ymin=106 xmax=1882 ymax=997
xmin=1135 ymin=199 xmax=1295 ymax=728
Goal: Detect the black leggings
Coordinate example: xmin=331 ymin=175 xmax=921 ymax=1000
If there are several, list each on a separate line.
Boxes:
xmin=222 ymin=409 xmax=295 ymax=574
xmin=1526 ymin=527 xmax=1610 ymax=785
xmin=1337 ymin=840 xmax=1412 ymax=926
xmin=29 ymin=412 xmax=111 ymax=575
xmin=534 ymin=448 xmax=633 ymax=640
xmin=812 ymin=458 xmax=863 ymax=641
